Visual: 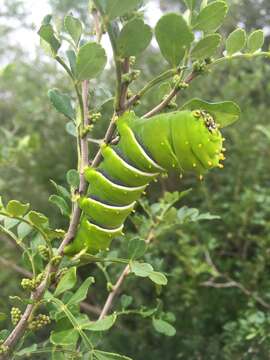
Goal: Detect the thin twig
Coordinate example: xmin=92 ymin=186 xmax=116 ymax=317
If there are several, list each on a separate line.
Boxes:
xmin=143 ymin=71 xmax=197 ymax=119
xmin=125 ymin=67 xmax=182 ymax=110
xmin=119 ymin=57 xmax=130 ymax=110
xmin=80 ymin=302 xmax=102 ymax=317
xmin=0 ymin=257 xmax=32 ymax=278
xmin=98 ymin=230 xmax=155 ymax=319
xmin=201 ymin=249 xmax=270 ymax=310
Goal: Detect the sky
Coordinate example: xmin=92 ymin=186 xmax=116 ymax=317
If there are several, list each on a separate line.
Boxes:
xmin=9 ymin=0 xmax=163 ymax=59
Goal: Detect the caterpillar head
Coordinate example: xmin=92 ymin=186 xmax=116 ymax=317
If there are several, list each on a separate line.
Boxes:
xmin=173 ymin=110 xmax=225 ymax=178
xmin=191 ymin=110 xmax=224 ymax=176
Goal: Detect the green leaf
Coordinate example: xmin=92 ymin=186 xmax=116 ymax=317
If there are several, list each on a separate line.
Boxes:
xmin=50 ymin=180 xmax=70 ymax=200
xmin=117 ymin=19 xmax=152 ymax=57
xmin=49 ymin=195 xmax=70 ymax=217
xmin=82 ymin=314 xmax=117 ymax=331
xmin=104 ymin=0 xmax=141 ymax=20
xmin=66 ymin=169 xmax=80 ymax=188
xmin=94 ymin=350 xmax=133 ymax=360
xmin=50 ymin=328 xmax=79 ymax=346
xmin=149 ymin=271 xmax=168 ymax=286
xmin=155 ymin=13 xmax=194 ymax=67
xmin=181 ymin=98 xmax=241 ymax=128
xmin=0 ymin=330 xmax=9 ymax=342
xmin=41 ymin=14 xmax=52 ymax=25
xmin=120 ymin=294 xmax=133 ymax=309
xmin=0 ymin=313 xmax=7 ymax=322
xmin=226 ymin=28 xmax=247 ymax=55
xmin=14 ymin=344 xmax=38 ymax=357
xmin=28 ymin=211 xmax=48 ymax=227
xmin=177 ymin=206 xmax=220 ymax=223
xmin=247 ymin=30 xmax=264 ymax=53
xmin=128 ymin=238 xmax=146 ymax=259
xmin=130 ymin=262 xmax=153 ymax=277
xmin=38 ymin=24 xmax=61 ymax=56
xmin=76 ymin=42 xmax=107 ymax=80
xmin=54 ymin=267 xmax=77 ymax=297
xmin=193 ymin=1 xmax=228 ymax=33
xmin=66 ymin=121 xmax=77 ymax=137
xmin=64 ymin=15 xmax=82 ymax=46
xmin=152 ymin=318 xmax=176 ymax=337
xmin=48 ymin=89 xmax=75 ymax=121
xmin=191 ymin=34 xmax=221 ymax=59
xmin=6 ymin=200 xmax=29 ymax=217
xmin=66 ymin=49 xmax=77 ymax=75
xmin=67 ymin=276 xmax=95 ymax=306
xmin=3 ymin=218 xmax=19 ymax=229
xmin=184 ymin=0 xmax=197 ymax=10
xmin=17 ymin=222 xmax=32 ymax=239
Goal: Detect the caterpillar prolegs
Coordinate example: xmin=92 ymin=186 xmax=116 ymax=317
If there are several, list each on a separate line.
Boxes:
xmin=65 ymin=110 xmax=224 ymax=255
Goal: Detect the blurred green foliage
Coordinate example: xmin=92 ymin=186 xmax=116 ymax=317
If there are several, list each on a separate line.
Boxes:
xmin=1 ymin=0 xmax=270 ymax=359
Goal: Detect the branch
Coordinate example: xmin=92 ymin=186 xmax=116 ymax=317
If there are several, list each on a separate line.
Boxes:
xmin=0 ymin=257 xmax=32 ymax=278
xmin=143 ymin=71 xmax=197 ymax=119
xmin=125 ymin=67 xmax=182 ymax=110
xmin=201 ymin=249 xmax=270 ymax=310
xmin=98 ymin=229 xmax=155 ymax=320
xmin=1 ymin=77 xmax=90 ymax=360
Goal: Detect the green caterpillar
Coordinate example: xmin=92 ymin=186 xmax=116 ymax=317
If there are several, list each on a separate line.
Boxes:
xmin=65 ymin=110 xmax=225 ymax=255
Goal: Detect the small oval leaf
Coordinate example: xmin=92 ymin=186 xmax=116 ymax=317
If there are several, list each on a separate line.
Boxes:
xmin=181 ymin=98 xmax=241 ymax=128
xmin=64 ymin=15 xmax=82 ymax=46
xmin=117 ymin=19 xmax=152 ymax=57
xmin=155 ymin=13 xmax=194 ymax=67
xmin=226 ymin=28 xmax=247 ymax=55
xmin=193 ymin=1 xmax=228 ymax=33
xmin=247 ymin=30 xmax=264 ymax=53
xmin=48 ymin=89 xmax=75 ymax=120
xmin=76 ymin=42 xmax=107 ymax=80
xmin=6 ymin=200 xmax=29 ymax=217
xmin=191 ymin=34 xmax=221 ymax=60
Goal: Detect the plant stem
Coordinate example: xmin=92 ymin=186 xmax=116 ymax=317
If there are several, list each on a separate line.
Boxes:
xmin=98 ymin=229 xmax=155 ymax=320
xmin=143 ymin=71 xmax=197 ymax=118
xmin=126 ymin=67 xmax=182 ymax=109
xmin=1 ymin=68 xmax=90 ymax=360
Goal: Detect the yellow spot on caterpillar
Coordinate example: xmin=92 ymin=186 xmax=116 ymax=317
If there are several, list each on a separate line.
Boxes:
xmin=199 ymin=175 xmax=203 ymax=181
xmin=132 ymin=210 xmax=136 ymax=213
xmin=172 ymin=164 xmax=176 ymax=168
xmin=208 ymin=138 xmax=210 ymax=142
xmin=135 ymin=174 xmax=138 ymax=177
xmin=193 ymin=110 xmax=201 ymax=118
xmin=198 ymin=144 xmax=202 ymax=148
xmin=121 ymin=232 xmax=125 ymax=236
xmin=208 ymin=161 xmax=213 ymax=166
xmin=143 ymin=191 xmax=146 ymax=195
xmin=218 ymin=163 xmax=224 ymax=169
xmin=185 ymin=141 xmax=189 ymax=145
xmin=116 ymin=211 xmax=120 ymax=215
xmin=222 ymin=137 xmax=226 ymax=141
xmin=222 ymin=147 xmax=226 ymax=152
xmin=219 ymin=154 xmax=225 ymax=160
xmin=161 ymin=142 xmax=164 ymax=145
xmin=193 ymin=163 xmax=197 ymax=168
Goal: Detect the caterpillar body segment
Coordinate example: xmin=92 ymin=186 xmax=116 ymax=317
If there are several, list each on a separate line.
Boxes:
xmin=64 ymin=110 xmax=225 ymax=255
xmin=84 ymin=169 xmax=147 ymax=205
